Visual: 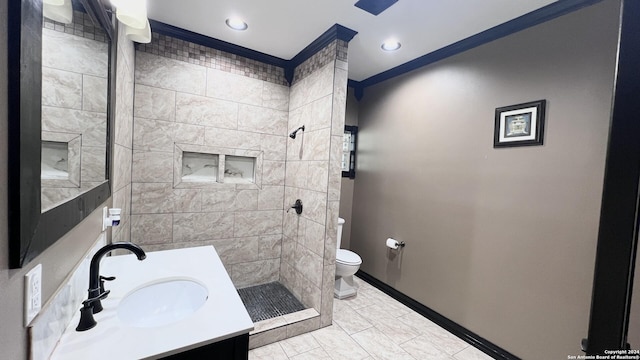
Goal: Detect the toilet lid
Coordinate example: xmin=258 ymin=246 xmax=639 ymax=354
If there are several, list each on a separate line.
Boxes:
xmin=336 ymin=249 xmax=362 ymax=265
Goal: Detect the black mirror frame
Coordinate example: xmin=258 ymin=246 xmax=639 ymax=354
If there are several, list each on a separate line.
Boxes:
xmin=7 ymin=0 xmax=115 ymax=268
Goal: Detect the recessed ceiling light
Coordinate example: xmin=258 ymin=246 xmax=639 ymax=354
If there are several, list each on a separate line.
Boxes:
xmin=225 ymin=17 xmax=248 ymax=31
xmin=381 ymin=40 xmax=401 ymax=52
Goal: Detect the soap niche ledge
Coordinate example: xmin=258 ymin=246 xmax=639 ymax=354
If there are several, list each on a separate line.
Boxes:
xmin=174 ymin=143 xmax=263 ymax=190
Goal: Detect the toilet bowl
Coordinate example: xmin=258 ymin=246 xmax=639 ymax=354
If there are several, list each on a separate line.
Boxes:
xmin=335 ymin=218 xmax=362 ymax=299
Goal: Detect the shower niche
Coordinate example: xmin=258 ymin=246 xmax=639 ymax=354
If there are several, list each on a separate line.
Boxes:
xmin=174 ymin=144 xmax=262 ymax=188
xmin=41 ymin=132 xmax=81 ymax=188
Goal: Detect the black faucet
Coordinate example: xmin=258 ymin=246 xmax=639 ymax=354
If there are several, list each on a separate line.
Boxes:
xmin=76 ymin=242 xmax=146 ymax=331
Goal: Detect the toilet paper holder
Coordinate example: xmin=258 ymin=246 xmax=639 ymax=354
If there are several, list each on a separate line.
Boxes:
xmin=386 ymin=238 xmax=406 ymax=249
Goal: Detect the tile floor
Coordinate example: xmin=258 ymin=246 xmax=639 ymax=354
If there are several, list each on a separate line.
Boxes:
xmin=249 ymin=276 xmax=494 ymax=360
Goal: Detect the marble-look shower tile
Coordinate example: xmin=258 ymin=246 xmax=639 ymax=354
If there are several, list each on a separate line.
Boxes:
xmin=42 ymin=28 xmax=108 ymax=77
xmin=328 ymin=138 xmax=343 ymax=201
xmin=112 ymin=144 xmax=132 ymax=192
xmin=287 ymin=316 xmax=321 ymax=338
xmin=261 ymin=133 xmax=287 ymax=160
xmin=42 ymin=107 xmax=106 ymax=147
xmin=258 ymin=186 xmax=285 ymax=210
xmin=206 ymin=68 xmax=263 ymax=106
xmin=294 ymin=246 xmax=323 ymax=287
xmin=80 ymin=146 xmax=106 ymax=182
xmin=174 ymin=122 xmax=205 ymax=145
xmin=175 ymin=92 xmax=238 ymax=129
xmin=130 ymin=214 xmax=172 ymax=244
xmin=331 ymin=67 xmax=348 ymax=136
xmin=238 ymin=105 xmax=288 ymax=136
xmin=82 ymin=75 xmax=108 ymax=113
xmin=204 ymin=128 xmax=261 ymax=150
xmin=279 ymin=261 xmax=301 ymax=299
xmin=258 ymin=234 xmax=282 ymax=260
xmin=234 ymin=210 xmax=283 ymax=237
xmin=173 ymin=189 xmax=202 ymax=212
xmin=303 ymin=128 xmax=331 ymax=161
xmin=303 ymin=219 xmax=325 ymax=257
xmin=263 ymin=161 xmax=286 ymax=185
xmin=310 ymin=324 xmax=370 ymax=360
xmin=350 ymin=327 xmax=415 ymax=360
xmin=286 ymin=128 xmax=305 ymax=161
xmin=135 ymin=51 xmax=206 ymax=95
xmin=324 ymin=201 xmax=339 ymax=265
xmin=211 ymin=237 xmax=259 ymax=265
xmin=300 ymin=277 xmax=322 ymax=313
xmin=262 ymin=82 xmax=289 ymax=111
xmin=400 ymin=335 xmax=453 ymax=360
xmin=42 ymin=67 xmax=82 ymax=109
xmin=306 ymin=95 xmax=333 ymax=132
xmin=250 ymin=326 xmax=288 ymax=350
xmin=279 ymin=333 xmax=320 ymax=358
xmin=231 ymin=259 xmax=280 ymax=288
xmin=320 ymin=265 xmax=336 ymax=328
xmin=132 ymin=151 xmax=173 ymax=183
xmin=134 ymin=84 xmax=176 ymax=121
xmin=201 ymin=189 xmax=258 ymax=211
xmin=173 ymin=212 xmax=234 ymax=242
xmin=300 ymin=189 xmax=328 ymax=226
xmin=285 ymin=161 xmax=308 ymax=189
xmin=133 ymin=118 xmax=174 ymax=152
xmin=307 ymin=161 xmax=329 ymax=193
xmin=131 ymin=182 xmax=174 ymax=214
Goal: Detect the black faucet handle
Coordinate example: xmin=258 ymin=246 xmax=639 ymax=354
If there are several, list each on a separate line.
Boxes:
xmin=99 ymin=275 xmax=116 ymax=293
xmin=76 ymin=290 xmax=110 ymax=332
xmin=83 ymin=290 xmax=110 ymax=306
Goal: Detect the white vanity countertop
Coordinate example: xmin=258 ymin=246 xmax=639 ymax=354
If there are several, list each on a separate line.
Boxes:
xmin=51 ymin=246 xmax=253 ymax=360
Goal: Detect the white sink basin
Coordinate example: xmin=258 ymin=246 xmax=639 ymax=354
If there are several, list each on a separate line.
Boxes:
xmin=117 ymin=279 xmax=208 ymax=328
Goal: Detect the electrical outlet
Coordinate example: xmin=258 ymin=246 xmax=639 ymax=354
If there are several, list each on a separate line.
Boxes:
xmin=24 ymin=264 xmax=42 ymax=326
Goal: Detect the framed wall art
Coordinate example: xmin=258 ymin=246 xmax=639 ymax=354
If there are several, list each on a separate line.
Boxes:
xmin=494 ymin=100 xmax=546 ymax=148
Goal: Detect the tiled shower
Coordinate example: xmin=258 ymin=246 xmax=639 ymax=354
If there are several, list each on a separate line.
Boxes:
xmin=116 ymin=31 xmax=349 ymax=345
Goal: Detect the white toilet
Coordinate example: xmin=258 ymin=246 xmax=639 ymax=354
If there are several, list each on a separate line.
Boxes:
xmin=335 ymin=217 xmax=362 ymax=299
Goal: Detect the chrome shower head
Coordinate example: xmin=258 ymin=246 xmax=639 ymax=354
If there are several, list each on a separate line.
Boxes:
xmin=289 ymin=125 xmax=305 ymax=139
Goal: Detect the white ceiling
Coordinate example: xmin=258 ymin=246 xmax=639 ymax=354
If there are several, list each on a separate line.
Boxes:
xmin=147 ymin=0 xmax=557 ymax=82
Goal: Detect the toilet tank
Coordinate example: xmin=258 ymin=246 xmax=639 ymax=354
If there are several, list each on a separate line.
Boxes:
xmin=337 ymin=217 xmax=345 ymax=249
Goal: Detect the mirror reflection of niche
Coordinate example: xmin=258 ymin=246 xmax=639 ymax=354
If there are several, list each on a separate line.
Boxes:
xmin=224 ymin=156 xmax=255 ymax=184
xmin=41 ymin=10 xmax=109 ymax=212
xmin=182 ymin=152 xmax=219 ymax=182
xmin=41 ymin=133 xmax=82 ymax=212
xmin=41 ymin=141 xmax=69 ymax=179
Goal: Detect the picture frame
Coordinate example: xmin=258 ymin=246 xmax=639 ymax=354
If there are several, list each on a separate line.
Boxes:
xmin=494 ymin=100 xmax=546 ymax=148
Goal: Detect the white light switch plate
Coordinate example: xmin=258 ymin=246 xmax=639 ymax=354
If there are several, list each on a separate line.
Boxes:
xmin=25 ymin=264 xmax=42 ymax=326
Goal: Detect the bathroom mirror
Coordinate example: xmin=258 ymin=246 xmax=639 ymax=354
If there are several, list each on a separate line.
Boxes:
xmin=8 ymin=0 xmax=115 ymax=268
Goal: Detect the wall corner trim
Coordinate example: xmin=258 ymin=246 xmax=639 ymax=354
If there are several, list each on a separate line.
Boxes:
xmin=358 ymin=0 xmax=604 ymax=89
xmin=356 ymin=270 xmax=522 ymax=360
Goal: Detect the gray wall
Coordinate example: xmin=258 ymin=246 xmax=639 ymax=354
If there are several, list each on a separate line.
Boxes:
xmin=350 ymin=1 xmax=620 ymax=359
xmin=338 ymin=88 xmax=359 ymax=250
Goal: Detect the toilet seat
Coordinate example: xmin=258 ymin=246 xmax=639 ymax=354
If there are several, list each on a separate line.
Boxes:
xmin=336 ymin=249 xmax=362 ymax=265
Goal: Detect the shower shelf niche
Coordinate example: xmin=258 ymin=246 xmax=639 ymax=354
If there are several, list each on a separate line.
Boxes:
xmin=181 ymin=152 xmax=219 ymax=183
xmin=174 ymin=144 xmax=263 ymax=189
xmin=41 ymin=132 xmax=81 ymax=188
